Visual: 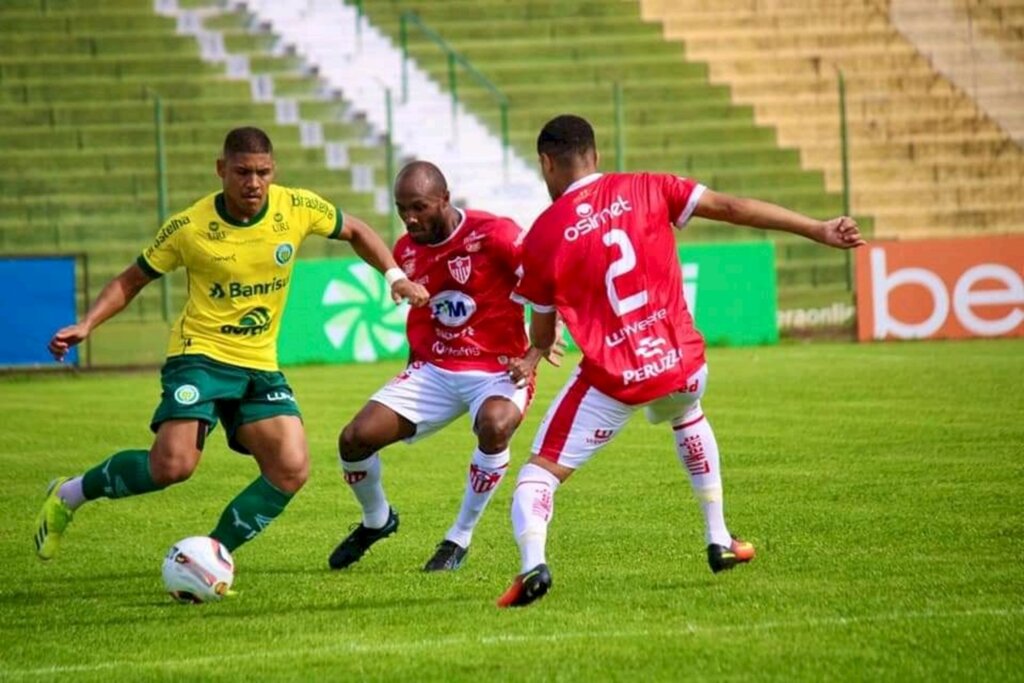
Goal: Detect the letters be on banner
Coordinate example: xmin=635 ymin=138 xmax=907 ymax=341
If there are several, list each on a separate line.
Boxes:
xmin=855 ymin=235 xmax=1024 ymax=342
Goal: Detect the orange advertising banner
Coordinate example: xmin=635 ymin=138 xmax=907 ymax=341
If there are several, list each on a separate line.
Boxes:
xmin=855 ymin=235 xmax=1024 ymax=341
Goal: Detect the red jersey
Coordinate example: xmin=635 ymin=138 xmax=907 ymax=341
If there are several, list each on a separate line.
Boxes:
xmin=397 ymin=208 xmax=529 ymax=372
xmin=513 ymin=173 xmax=707 ymax=404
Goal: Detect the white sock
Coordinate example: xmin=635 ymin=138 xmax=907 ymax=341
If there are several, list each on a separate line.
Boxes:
xmin=510 ymin=463 xmax=560 ymax=573
xmin=341 ymin=454 xmax=390 ymax=529
xmin=672 ymin=404 xmax=731 ymax=547
xmin=58 ymin=476 xmax=86 ymax=511
xmin=445 ymin=447 xmax=510 ymax=549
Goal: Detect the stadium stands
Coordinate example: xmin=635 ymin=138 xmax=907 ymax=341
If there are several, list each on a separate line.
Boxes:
xmin=0 ymin=0 xmax=392 ymax=332
xmin=640 ymin=0 xmax=1024 ymax=239
xmin=356 ymin=0 xmax=865 ymax=305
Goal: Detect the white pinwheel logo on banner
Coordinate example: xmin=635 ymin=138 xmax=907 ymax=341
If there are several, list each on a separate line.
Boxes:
xmin=321 ymin=263 xmax=409 ymax=362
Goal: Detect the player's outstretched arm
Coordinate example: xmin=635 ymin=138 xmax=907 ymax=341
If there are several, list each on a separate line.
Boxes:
xmin=48 ymin=262 xmax=154 ymax=361
xmin=336 ymin=214 xmax=429 ymax=306
xmin=694 ymin=189 xmax=866 ymax=249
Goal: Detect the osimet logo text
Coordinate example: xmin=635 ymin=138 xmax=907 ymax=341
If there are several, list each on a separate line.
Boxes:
xmin=564 ymin=195 xmax=633 ymax=241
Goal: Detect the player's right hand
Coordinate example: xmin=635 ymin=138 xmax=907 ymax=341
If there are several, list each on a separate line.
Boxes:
xmin=48 ymin=323 xmax=90 ymax=362
xmin=392 ymin=279 xmax=429 ymax=307
xmin=507 ymin=351 xmax=542 ymax=387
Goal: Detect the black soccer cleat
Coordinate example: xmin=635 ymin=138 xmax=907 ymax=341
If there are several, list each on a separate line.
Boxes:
xmin=707 ymin=536 xmax=756 ymax=574
xmin=328 ymin=507 xmax=399 ymax=570
xmin=496 ymin=563 xmax=553 ymax=608
xmin=423 ymin=539 xmax=468 ymax=572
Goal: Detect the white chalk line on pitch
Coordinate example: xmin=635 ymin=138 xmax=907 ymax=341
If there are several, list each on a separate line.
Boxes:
xmin=1 ymin=607 xmax=1021 ymax=678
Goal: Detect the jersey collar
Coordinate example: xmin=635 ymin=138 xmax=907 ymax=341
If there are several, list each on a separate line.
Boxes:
xmin=564 ymin=173 xmax=603 ymax=196
xmin=427 ymin=207 xmax=467 ymax=248
xmin=215 ymin=192 xmax=270 ymax=227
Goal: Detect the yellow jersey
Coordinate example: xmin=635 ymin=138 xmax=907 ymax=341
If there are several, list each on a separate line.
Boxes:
xmin=138 ymin=185 xmax=343 ymax=370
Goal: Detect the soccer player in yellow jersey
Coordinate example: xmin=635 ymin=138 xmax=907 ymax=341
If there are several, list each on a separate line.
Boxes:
xmin=33 ymin=127 xmax=429 ymax=564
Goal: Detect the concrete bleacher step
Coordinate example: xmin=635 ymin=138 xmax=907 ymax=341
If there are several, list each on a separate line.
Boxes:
xmin=639 ymin=0 xmax=1024 ymax=237
xmin=0 ymin=0 xmax=399 ymax=327
xmin=358 ymin=0 xmax=862 ymax=301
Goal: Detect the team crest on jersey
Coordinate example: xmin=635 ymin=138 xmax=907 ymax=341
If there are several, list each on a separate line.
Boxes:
xmin=274 ymin=243 xmax=294 ymax=266
xmin=448 ymin=256 xmax=472 ymax=284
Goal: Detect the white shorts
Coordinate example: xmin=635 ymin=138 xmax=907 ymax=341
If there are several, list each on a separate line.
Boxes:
xmin=532 ymin=364 xmax=708 ymax=469
xmin=371 ymin=361 xmax=533 ymax=443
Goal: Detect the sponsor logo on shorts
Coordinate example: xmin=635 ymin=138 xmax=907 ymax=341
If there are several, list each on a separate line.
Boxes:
xmin=173 ymin=384 xmax=200 ymax=405
xmin=266 ymin=391 xmax=294 ymax=402
xmin=585 ymin=428 xmax=615 ymax=446
xmin=274 ymin=243 xmax=294 ymax=266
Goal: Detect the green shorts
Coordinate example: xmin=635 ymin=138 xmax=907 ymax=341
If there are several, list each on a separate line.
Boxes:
xmin=152 ymin=354 xmax=302 ymax=454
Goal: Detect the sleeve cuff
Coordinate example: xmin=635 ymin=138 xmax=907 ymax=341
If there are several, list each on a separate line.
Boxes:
xmin=136 ymin=254 xmax=163 ymax=279
xmin=674 ymin=184 xmax=706 ymax=229
xmin=328 ymin=210 xmax=345 ymax=240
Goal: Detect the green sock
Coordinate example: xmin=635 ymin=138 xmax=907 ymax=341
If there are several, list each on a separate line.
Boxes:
xmin=210 ymin=476 xmax=294 ymax=552
xmin=81 ymin=449 xmax=166 ymax=500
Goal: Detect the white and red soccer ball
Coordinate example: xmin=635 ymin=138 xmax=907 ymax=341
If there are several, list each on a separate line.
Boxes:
xmin=161 ymin=536 xmax=235 ymax=603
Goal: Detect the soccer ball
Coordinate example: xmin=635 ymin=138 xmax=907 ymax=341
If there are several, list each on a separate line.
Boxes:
xmin=161 ymin=536 xmax=235 ymax=603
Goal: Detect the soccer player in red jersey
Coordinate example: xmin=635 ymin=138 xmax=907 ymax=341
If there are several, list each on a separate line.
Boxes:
xmin=328 ymin=161 xmax=562 ymax=572
xmin=497 ymin=114 xmax=866 ymax=607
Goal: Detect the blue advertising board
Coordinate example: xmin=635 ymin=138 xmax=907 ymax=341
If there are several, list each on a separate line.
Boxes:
xmin=0 ymin=256 xmax=78 ymax=366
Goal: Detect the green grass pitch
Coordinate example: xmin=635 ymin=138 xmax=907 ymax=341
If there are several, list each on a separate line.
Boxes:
xmin=1 ymin=339 xmax=1022 ymax=681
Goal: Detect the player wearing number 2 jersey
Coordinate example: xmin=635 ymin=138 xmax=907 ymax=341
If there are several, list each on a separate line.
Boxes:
xmin=327 ymin=161 xmax=563 ymax=573
xmin=498 ymin=114 xmax=866 ymax=607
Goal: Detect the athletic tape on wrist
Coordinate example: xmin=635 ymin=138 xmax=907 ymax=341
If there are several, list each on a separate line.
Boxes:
xmin=384 ymin=267 xmax=407 ymax=287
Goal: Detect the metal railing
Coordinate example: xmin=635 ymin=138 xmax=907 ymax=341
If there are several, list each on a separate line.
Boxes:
xmin=398 ymin=11 xmax=510 ymax=175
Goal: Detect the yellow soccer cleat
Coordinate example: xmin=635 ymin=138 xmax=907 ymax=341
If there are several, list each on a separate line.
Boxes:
xmin=34 ymin=477 xmax=75 ymax=561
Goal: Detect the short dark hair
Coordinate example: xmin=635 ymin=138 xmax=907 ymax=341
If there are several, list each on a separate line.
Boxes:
xmin=223 ymin=127 xmax=273 ymax=156
xmin=537 ymin=114 xmax=596 ymax=163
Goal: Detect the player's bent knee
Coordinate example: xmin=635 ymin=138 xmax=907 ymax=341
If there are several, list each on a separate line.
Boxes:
xmin=149 ymin=452 xmax=199 ymax=486
xmin=475 ymin=414 xmax=520 ymax=450
xmin=265 ymin=455 xmax=309 ymax=494
xmin=338 ymin=420 xmax=378 ymax=461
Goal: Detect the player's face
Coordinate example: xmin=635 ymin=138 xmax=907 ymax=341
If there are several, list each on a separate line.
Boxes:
xmin=217 ymin=152 xmax=274 ymax=219
xmin=396 ymin=190 xmax=449 ymax=244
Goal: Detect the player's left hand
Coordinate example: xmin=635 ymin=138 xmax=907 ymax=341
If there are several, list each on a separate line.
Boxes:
xmin=392 ymin=279 xmax=429 ymax=307
xmin=821 ymin=216 xmax=866 ymax=249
